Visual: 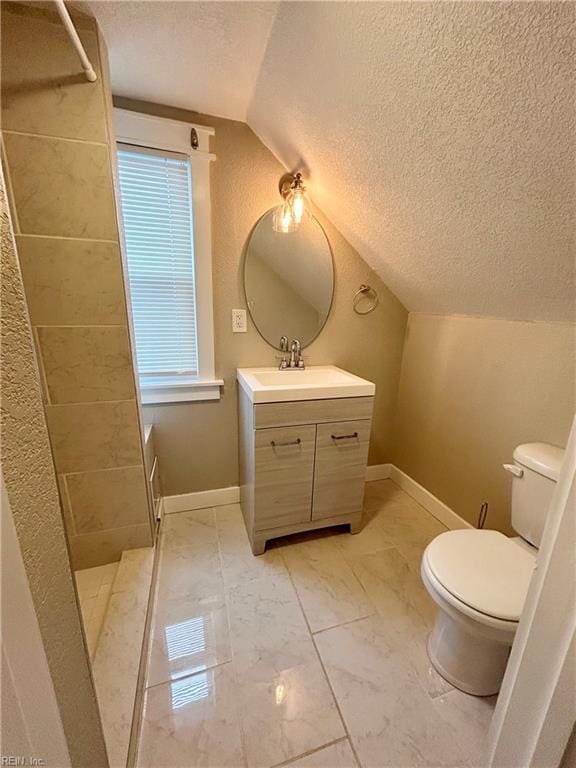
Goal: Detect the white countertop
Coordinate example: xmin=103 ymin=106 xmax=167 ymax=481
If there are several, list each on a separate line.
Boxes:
xmin=237 ymin=366 xmax=375 ymax=404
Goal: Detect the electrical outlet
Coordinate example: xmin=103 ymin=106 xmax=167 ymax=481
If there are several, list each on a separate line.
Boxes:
xmin=232 ymin=308 xmax=247 ymax=333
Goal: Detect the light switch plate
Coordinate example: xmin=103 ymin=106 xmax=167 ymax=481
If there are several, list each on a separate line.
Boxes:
xmin=232 ymin=309 xmax=247 ymax=333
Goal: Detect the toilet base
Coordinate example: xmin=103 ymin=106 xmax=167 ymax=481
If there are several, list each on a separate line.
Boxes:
xmin=427 ymin=611 xmax=511 ymax=696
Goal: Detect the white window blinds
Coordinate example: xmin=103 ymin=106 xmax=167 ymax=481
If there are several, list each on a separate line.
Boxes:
xmin=117 ymin=144 xmax=198 ymax=379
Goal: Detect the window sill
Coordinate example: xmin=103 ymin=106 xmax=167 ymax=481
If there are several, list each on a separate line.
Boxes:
xmin=139 ymin=378 xmax=224 ymax=405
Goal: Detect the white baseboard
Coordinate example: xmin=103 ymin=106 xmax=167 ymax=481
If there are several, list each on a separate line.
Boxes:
xmin=387 ymin=465 xmax=472 ymax=531
xmin=163 ymin=466 xmax=471 ymax=531
xmin=365 ymin=463 xmax=392 ymax=481
xmin=163 ymin=486 xmax=240 ymax=514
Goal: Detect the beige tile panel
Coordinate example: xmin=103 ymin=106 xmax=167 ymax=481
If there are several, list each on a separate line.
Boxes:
xmin=16 ymin=236 xmax=126 ymax=326
xmin=161 ymin=507 xmax=219 ymax=552
xmin=75 ymin=562 xmax=119 ymax=600
xmin=66 ymin=465 xmax=149 ymax=534
xmin=215 ymin=503 xmax=288 ymax=587
xmin=46 ymin=400 xmax=142 ymax=473
xmin=432 ymin=689 xmax=497 ymax=766
xmin=3 ymin=132 xmax=117 ymax=239
xmin=37 ymin=325 xmax=135 ymax=404
xmin=137 ymin=664 xmax=246 ymax=768
xmin=69 ymin=523 xmax=152 ymax=570
xmin=227 ymin=572 xmax=345 ymax=767
xmin=279 ymin=540 xmax=375 ymax=633
xmin=93 ymin=585 xmax=151 ymax=767
xmin=346 ymin=549 xmax=450 ymax=698
xmin=315 ymin=616 xmax=470 ymax=768
xmin=1 ymin=5 xmax=108 ymax=142
xmin=113 ymin=547 xmax=155 ymax=596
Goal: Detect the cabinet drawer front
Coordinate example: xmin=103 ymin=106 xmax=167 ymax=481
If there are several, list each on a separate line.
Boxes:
xmin=254 ymin=425 xmax=316 ymax=531
xmin=312 ymin=420 xmax=371 ymax=521
xmin=254 ymin=397 xmax=373 ymax=429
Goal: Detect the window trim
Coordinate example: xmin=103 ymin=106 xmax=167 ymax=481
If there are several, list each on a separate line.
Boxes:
xmin=114 ymin=108 xmax=222 ymax=404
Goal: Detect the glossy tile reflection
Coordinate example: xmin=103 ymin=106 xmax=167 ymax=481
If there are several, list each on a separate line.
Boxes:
xmin=137 ymin=482 xmax=496 ymax=768
xmin=147 ymin=592 xmax=231 ymax=687
xmin=137 ymin=665 xmax=245 ymax=768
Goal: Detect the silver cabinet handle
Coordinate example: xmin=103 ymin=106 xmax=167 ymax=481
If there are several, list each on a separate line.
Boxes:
xmin=271 ymin=438 xmax=301 ymax=447
xmin=503 ymin=463 xmax=523 ymax=478
xmin=331 ymin=432 xmax=359 ymax=441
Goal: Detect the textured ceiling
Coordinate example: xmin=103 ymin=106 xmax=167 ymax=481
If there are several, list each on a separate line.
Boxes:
xmin=87 ymin=1 xmax=575 ymax=322
xmin=87 ymin=1 xmax=278 ymax=121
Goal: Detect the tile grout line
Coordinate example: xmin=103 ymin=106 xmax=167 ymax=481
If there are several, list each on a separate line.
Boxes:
xmin=279 ymin=547 xmax=364 ymax=768
xmin=269 ymin=736 xmax=352 ymax=768
xmin=61 ymin=474 xmax=77 ymax=537
xmin=311 ymin=612 xmax=377 ymax=638
xmin=141 ymin=656 xmax=233 ymax=694
xmin=63 ymin=463 xmax=143 ymax=477
xmin=3 ymin=128 xmax=109 ymax=148
xmin=46 ymin=397 xmax=137 ymax=408
xmin=72 ymin=520 xmax=151 ymax=538
xmin=15 ymin=232 xmax=118 ymax=244
xmin=34 ymin=324 xmax=129 ymax=329
xmin=125 ymin=545 xmax=162 ymax=768
xmin=214 ymin=506 xmax=251 ymax=768
xmin=31 ymin=325 xmax=52 ymax=406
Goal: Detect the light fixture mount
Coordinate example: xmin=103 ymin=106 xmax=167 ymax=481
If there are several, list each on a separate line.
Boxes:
xmin=278 ymin=171 xmax=304 ymax=199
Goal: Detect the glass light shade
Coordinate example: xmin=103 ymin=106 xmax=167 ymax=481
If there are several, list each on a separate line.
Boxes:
xmin=272 ymin=201 xmax=297 ymax=233
xmin=286 ymin=185 xmax=310 ymax=225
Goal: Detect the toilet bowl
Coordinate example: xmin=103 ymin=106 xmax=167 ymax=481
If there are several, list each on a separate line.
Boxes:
xmin=421 ymin=530 xmax=535 ymax=695
xmin=420 ymin=442 xmax=565 ymax=696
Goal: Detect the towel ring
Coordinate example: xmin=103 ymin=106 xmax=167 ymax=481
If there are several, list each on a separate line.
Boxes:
xmin=353 ymin=284 xmax=379 ymax=315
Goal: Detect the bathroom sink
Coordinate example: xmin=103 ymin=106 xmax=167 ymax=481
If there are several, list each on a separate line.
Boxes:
xmin=237 ymin=365 xmax=375 ymax=403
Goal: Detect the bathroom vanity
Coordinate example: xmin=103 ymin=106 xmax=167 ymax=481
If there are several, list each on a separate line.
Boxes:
xmin=237 ymin=366 xmax=375 ymax=554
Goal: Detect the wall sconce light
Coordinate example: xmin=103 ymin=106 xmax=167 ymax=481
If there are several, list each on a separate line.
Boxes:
xmin=272 ymin=172 xmax=310 ymax=233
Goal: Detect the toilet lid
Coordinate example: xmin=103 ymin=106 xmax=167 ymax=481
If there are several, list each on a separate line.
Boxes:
xmin=425 ymin=530 xmax=536 ymax=621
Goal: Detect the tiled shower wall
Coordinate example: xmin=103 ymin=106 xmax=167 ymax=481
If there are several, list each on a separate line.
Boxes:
xmin=1 ymin=2 xmax=152 ymax=568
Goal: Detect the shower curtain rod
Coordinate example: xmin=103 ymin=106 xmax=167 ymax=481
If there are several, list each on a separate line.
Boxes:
xmin=54 ymin=0 xmax=97 ymax=82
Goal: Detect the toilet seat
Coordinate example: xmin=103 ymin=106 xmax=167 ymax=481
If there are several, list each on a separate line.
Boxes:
xmin=423 ymin=530 xmax=536 ymax=623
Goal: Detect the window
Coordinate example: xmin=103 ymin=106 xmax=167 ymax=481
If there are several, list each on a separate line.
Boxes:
xmin=114 ymin=109 xmax=221 ymax=404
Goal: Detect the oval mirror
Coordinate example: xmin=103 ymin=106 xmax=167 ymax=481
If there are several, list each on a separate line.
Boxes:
xmin=244 ymin=209 xmax=334 ymax=350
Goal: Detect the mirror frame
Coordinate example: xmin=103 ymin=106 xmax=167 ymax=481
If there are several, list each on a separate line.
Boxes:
xmin=242 ymin=208 xmax=335 ymax=351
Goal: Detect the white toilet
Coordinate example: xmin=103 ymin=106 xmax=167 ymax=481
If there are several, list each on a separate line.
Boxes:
xmin=421 ymin=442 xmax=565 ymax=696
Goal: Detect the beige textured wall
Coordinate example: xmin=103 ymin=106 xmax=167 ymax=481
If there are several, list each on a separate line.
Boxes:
xmin=1 ymin=3 xmax=152 ymax=567
xmin=393 ymin=314 xmax=575 ymax=534
xmin=1 ymin=173 xmax=108 ymax=766
xmin=113 ymin=98 xmax=408 ymax=496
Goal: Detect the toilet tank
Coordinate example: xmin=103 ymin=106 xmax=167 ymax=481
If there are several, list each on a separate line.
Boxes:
xmin=507 ymin=442 xmax=565 ymax=547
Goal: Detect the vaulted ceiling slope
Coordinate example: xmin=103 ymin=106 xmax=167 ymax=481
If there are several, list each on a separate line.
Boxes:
xmin=88 ymin=1 xmax=575 ymax=322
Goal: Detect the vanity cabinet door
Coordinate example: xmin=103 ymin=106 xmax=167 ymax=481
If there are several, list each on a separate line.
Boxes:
xmin=312 ymin=419 xmax=371 ymax=521
xmin=254 ymin=425 xmax=316 ymax=531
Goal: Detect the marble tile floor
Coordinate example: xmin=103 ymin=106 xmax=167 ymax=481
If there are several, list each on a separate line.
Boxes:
xmin=136 ymin=480 xmax=497 ymax=768
xmin=75 ymin=561 xmax=118 ymax=659
xmin=91 ymin=548 xmax=155 ymax=768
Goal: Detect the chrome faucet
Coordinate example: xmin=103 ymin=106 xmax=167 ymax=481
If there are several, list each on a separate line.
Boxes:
xmin=278 ymin=336 xmax=289 ymax=369
xmin=288 ymin=339 xmax=304 ymax=369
